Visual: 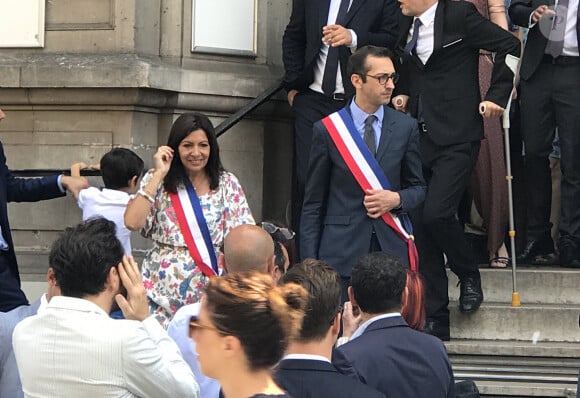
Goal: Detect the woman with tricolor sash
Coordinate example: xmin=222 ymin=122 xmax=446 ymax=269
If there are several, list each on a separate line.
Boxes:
xmin=125 ymin=112 xmax=255 ymax=327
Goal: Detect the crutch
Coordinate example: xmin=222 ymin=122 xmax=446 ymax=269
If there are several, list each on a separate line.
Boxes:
xmin=502 ymin=53 xmax=522 ymax=307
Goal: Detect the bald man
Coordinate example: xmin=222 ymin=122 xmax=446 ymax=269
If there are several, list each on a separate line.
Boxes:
xmin=221 ymin=224 xmax=276 ymax=276
xmin=167 ymin=224 xmax=277 ymax=398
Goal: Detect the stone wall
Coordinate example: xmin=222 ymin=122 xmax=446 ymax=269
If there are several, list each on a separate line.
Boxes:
xmin=0 ymin=0 xmax=294 ymax=283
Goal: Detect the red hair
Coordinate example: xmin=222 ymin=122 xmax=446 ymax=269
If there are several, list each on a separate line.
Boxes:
xmin=401 ymin=269 xmax=426 ymax=331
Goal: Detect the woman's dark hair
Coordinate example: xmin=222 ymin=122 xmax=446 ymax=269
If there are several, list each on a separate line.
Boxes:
xmin=204 ymin=271 xmax=307 ymax=370
xmin=163 ymin=112 xmax=224 ymax=193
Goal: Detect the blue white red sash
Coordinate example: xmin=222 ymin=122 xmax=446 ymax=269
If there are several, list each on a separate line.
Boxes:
xmin=170 ymin=180 xmax=218 ymax=277
xmin=321 ymin=108 xmax=419 ymax=271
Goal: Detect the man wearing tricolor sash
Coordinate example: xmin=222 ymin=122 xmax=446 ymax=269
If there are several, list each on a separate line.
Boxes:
xmin=300 ymin=46 xmax=426 ymax=301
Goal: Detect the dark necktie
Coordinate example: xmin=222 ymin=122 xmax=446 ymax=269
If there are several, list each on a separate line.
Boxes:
xmin=404 ymin=18 xmax=422 ymax=55
xmin=544 ymin=0 xmax=569 ymax=58
xmin=321 ymin=0 xmax=350 ymax=96
xmin=364 ymin=115 xmax=377 ymax=155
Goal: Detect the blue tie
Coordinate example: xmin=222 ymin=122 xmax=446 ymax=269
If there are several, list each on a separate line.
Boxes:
xmin=322 ymin=0 xmax=351 ymax=96
xmin=404 ymin=18 xmax=422 ymax=55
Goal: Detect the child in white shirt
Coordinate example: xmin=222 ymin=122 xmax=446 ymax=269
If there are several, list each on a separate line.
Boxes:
xmin=71 ymin=148 xmax=144 ymax=255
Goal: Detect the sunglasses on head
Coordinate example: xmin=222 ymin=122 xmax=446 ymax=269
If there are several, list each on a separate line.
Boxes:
xmin=261 ymin=222 xmax=295 ymax=241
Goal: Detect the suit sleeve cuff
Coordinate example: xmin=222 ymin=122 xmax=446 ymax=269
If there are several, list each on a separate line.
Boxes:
xmin=56 ymin=175 xmax=66 ymax=193
xmin=348 ymin=30 xmax=358 ymax=51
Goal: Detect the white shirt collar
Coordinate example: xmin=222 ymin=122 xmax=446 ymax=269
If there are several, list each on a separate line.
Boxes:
xmin=45 ymin=296 xmax=110 ymax=317
xmin=417 ymin=1 xmax=438 ymax=27
xmin=282 ymin=353 xmax=331 ymax=363
xmin=350 ymin=312 xmax=401 ymax=340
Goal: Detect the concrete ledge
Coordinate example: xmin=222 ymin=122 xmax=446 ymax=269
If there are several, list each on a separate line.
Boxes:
xmin=449 ymin=302 xmax=580 ymax=342
xmin=448 ymin=267 xmax=580 ymax=305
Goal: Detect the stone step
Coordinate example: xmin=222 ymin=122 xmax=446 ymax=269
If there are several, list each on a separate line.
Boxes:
xmin=447 ymin=267 xmax=580 ymax=305
xmin=447 ymin=340 xmax=580 ymax=397
xmin=449 ymin=303 xmax=580 ymax=342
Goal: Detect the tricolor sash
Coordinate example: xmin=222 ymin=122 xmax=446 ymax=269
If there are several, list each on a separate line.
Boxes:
xmin=321 ymin=108 xmax=419 ymax=271
xmin=170 ymin=180 xmax=218 ymax=277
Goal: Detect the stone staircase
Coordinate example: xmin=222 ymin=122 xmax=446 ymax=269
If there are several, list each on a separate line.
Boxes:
xmin=447 ymin=267 xmax=580 ymax=397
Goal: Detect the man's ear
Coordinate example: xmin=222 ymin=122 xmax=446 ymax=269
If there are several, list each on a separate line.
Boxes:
xmin=107 ymin=265 xmax=121 ymax=292
xmin=218 ymin=253 xmax=228 ymax=274
xmin=351 ymin=73 xmax=362 ymax=89
xmin=330 ymin=312 xmax=341 ymax=337
xmin=347 ymin=286 xmax=357 ymax=307
xmin=267 ymin=255 xmax=279 ymax=281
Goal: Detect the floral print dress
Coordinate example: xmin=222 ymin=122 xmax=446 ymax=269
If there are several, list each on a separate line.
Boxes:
xmin=139 ymin=170 xmax=255 ymax=327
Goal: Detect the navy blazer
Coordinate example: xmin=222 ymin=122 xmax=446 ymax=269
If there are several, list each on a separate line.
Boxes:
xmin=0 ymin=300 xmax=41 ymax=398
xmin=0 ymin=142 xmax=65 ymax=281
xmin=300 ymin=105 xmax=425 ymax=276
xmin=282 ymin=0 xmax=400 ymax=96
xmin=509 ymin=0 xmax=580 ymax=80
xmin=332 ymin=316 xmax=455 ymax=398
xmin=275 ymin=359 xmax=385 ymax=398
xmin=395 ymin=0 xmax=520 ymax=146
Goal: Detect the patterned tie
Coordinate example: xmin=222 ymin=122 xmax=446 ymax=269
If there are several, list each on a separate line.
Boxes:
xmin=364 ymin=115 xmax=377 ymax=155
xmin=321 ymin=0 xmax=351 ymax=96
xmin=404 ymin=18 xmax=422 ymax=55
xmin=544 ymin=0 xmax=569 ymax=57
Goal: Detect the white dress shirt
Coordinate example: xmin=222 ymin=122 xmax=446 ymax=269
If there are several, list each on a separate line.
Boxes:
xmin=167 ymin=303 xmax=221 ymax=398
xmin=13 ymin=296 xmax=199 ymax=398
xmin=409 ymin=1 xmax=438 ymax=64
xmin=310 ymin=0 xmax=358 ymax=95
xmin=561 ymin=0 xmax=579 ymax=56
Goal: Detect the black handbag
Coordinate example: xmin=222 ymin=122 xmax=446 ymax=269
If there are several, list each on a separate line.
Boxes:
xmin=455 ymin=380 xmax=480 ymax=398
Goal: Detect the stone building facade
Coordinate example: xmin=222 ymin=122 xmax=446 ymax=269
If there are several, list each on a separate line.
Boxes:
xmin=0 ymin=0 xmax=294 ymax=290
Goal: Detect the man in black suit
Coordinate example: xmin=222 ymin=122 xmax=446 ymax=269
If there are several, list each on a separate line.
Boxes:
xmin=0 ymin=108 xmax=88 ymax=312
xmin=300 ymin=46 xmax=425 ymax=300
xmin=509 ymin=0 xmax=580 ymax=268
xmin=392 ymin=0 xmax=521 ymax=339
xmin=275 ymin=259 xmax=385 ymax=398
xmin=282 ymin=0 xmax=399 ymax=237
xmin=332 ymin=252 xmax=455 ymax=398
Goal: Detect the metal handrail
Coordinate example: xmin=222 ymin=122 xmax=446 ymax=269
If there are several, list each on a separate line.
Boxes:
xmin=10 ymin=79 xmax=285 ymax=177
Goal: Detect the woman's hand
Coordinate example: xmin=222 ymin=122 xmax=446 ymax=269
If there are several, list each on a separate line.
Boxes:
xmin=153 ymin=146 xmax=174 ymax=176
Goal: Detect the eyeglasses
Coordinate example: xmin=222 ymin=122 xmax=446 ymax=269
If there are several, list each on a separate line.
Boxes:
xmin=189 ymin=315 xmax=226 ymax=335
xmin=365 ymin=73 xmax=399 ymax=85
xmin=261 ymin=222 xmax=296 ymax=241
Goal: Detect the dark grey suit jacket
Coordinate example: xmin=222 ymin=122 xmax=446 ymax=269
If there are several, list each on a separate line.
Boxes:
xmin=275 ymin=358 xmax=386 ymax=398
xmin=282 ymin=0 xmax=400 ymax=96
xmin=300 ymin=105 xmax=425 ymax=276
xmin=509 ymin=0 xmax=580 ymax=81
xmin=332 ymin=316 xmax=455 ymax=398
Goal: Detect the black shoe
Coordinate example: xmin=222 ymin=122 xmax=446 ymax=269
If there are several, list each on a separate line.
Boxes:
xmin=516 ymin=238 xmax=556 ymax=266
xmin=559 ymin=237 xmax=580 ymax=268
xmin=458 ymin=274 xmax=483 ymax=313
xmin=424 ymin=318 xmax=450 ymax=341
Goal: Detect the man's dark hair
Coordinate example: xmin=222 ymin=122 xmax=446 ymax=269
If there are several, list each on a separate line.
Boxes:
xmin=100 ymin=148 xmax=144 ymax=190
xmin=49 ymin=218 xmax=125 ymax=298
xmin=281 ymin=259 xmax=341 ymax=341
xmin=347 ymin=45 xmax=395 ymax=83
xmin=351 ymin=252 xmax=406 ymax=314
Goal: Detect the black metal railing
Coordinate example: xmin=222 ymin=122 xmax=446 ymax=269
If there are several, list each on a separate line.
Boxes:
xmin=11 ymin=79 xmax=285 ymax=178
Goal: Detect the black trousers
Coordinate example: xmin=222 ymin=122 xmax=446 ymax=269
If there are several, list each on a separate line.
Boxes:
xmin=412 ymin=133 xmax=481 ymax=321
xmin=291 ymin=90 xmax=345 ymax=247
xmin=0 ymin=251 xmax=28 ymax=312
xmin=520 ymin=61 xmax=580 ymax=244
